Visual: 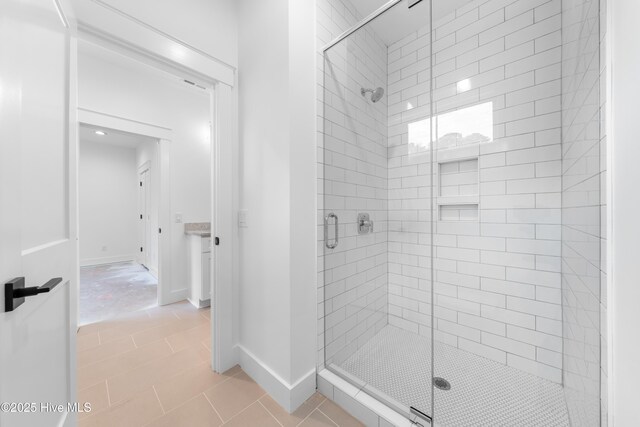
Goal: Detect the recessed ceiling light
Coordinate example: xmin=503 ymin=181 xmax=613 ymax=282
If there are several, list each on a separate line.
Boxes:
xmin=95 ymin=130 xmax=107 ymax=136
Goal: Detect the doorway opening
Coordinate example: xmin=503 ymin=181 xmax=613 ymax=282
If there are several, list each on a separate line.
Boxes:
xmin=78 ymin=124 xmax=161 ymax=325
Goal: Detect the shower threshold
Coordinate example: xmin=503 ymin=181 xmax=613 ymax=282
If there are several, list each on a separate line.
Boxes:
xmin=332 ymin=326 xmax=569 ymax=426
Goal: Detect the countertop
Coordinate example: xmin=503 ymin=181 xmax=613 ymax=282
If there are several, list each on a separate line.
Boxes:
xmin=184 ymin=222 xmax=211 ymax=238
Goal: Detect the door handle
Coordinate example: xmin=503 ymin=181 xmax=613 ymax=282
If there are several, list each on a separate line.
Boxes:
xmin=324 ymin=213 xmax=338 ymax=249
xmin=4 ymin=277 xmax=62 ymax=312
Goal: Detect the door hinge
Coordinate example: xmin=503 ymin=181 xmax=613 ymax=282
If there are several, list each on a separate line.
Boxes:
xmin=158 ymin=228 xmax=162 ymax=234
xmin=140 ymin=247 xmax=143 ymax=252
xmin=140 ymin=181 xmax=142 ymax=187
xmin=140 ymin=214 xmax=143 ymax=219
xmin=410 ymin=407 xmax=432 ymax=424
xmin=215 ymin=237 xmax=220 ymax=246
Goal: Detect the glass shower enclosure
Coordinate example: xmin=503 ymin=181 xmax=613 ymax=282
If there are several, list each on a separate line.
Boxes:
xmin=320 ymin=0 xmax=604 ymax=425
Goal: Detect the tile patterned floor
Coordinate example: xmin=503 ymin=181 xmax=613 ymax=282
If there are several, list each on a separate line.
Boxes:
xmin=340 ymin=326 xmax=569 ymax=427
xmin=80 ymin=262 xmax=157 ymax=325
xmin=77 ymin=301 xmax=363 ymax=427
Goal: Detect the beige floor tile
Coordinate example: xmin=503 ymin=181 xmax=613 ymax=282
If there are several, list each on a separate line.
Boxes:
xmin=222 ymin=365 xmax=243 ymax=376
xmin=164 ymin=323 xmax=209 ymax=352
xmin=202 ymin=335 xmax=212 ymax=350
xmin=204 ymin=371 xmax=266 ymax=422
xmin=146 ymin=302 xmax=192 ymax=320
xmin=78 ymin=339 xmax=172 ymax=390
xmin=78 ymin=381 xmax=109 ymax=420
xmin=318 ymin=400 xmax=364 ymax=427
xmin=77 ymin=336 xmax=136 ymax=368
xmin=78 ymin=323 xmax=100 ymax=337
xmin=145 ymin=394 xmax=223 ymax=427
xmin=107 ymin=347 xmax=203 ymax=404
xmin=98 ymin=319 xmax=170 ymax=344
xmin=80 ymin=387 xmax=163 ymax=427
xmin=223 ymin=402 xmax=280 ymax=427
xmin=154 ymin=362 xmax=229 ymax=412
xmin=195 ymin=342 xmax=212 ymax=362
xmin=299 ymin=409 xmax=339 ymax=427
xmin=78 ymin=332 xmax=101 ymax=352
xmin=77 ymin=303 xmax=361 ymax=427
xmin=172 ymin=305 xmax=209 ymax=321
xmin=260 ymin=392 xmax=326 ymax=427
xmin=132 ymin=316 xmax=207 ymax=347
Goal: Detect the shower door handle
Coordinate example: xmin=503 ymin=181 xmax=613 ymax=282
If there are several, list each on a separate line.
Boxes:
xmin=324 ymin=213 xmax=338 ymax=249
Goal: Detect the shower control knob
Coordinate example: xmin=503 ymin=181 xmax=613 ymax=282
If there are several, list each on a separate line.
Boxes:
xmin=357 ymin=213 xmax=374 ymax=234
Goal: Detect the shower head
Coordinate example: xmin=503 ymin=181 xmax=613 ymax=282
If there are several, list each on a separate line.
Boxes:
xmin=361 ymin=87 xmax=384 ymax=103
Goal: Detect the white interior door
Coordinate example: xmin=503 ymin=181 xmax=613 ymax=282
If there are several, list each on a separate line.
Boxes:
xmin=0 ymin=1 xmax=77 ymax=426
xmin=139 ymin=168 xmax=149 ymax=267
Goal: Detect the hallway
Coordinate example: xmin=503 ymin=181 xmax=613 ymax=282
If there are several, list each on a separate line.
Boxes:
xmin=77 ymin=302 xmax=362 ymax=426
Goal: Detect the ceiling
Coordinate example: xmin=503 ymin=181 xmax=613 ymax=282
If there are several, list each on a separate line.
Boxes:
xmin=347 ymin=0 xmax=473 ymax=46
xmin=79 ymin=124 xmax=157 ymax=149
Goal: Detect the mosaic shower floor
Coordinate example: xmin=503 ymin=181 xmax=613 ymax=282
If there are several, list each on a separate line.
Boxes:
xmin=338 ymin=326 xmax=570 ymax=426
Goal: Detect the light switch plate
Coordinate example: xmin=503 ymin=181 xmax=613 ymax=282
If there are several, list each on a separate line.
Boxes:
xmin=175 ymin=212 xmax=183 ymax=223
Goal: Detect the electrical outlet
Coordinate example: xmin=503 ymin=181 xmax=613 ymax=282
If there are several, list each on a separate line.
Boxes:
xmin=175 ymin=213 xmax=183 ymax=223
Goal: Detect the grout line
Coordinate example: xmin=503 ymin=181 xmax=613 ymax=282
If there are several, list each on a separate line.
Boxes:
xmin=316 ymin=408 xmax=340 ymax=427
xmin=165 ymin=337 xmax=175 ymax=353
xmin=295 ymin=404 xmax=320 ymax=427
xmin=218 ymin=395 xmax=267 ymax=425
xmin=105 ymin=380 xmax=112 ymax=407
xmin=152 ymin=385 xmax=166 ymax=415
xmin=257 ymin=400 xmax=284 ymax=427
xmin=202 ymin=392 xmax=225 ymax=424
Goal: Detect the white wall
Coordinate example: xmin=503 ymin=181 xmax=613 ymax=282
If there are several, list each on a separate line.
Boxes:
xmin=79 ymin=141 xmax=138 ymax=265
xmin=237 ymin=0 xmax=317 ymax=412
xmin=78 ymin=43 xmax=211 ymax=303
xmin=608 ymin=0 xmax=640 ymax=425
xmin=92 ymin=0 xmax=238 ymax=69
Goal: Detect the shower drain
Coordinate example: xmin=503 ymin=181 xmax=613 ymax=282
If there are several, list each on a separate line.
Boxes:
xmin=433 ymin=377 xmax=451 ymax=390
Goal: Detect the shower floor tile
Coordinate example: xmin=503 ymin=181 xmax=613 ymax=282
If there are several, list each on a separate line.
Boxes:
xmin=339 ymin=326 xmax=569 ymax=426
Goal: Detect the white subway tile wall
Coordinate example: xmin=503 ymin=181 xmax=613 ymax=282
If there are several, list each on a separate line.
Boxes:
xmin=387 ymin=0 xmax=565 ymax=383
xmin=561 ymin=0 xmax=606 ymax=424
xmin=317 ymin=0 xmax=389 ymax=369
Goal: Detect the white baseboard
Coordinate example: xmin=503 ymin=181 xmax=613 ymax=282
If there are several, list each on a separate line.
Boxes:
xmin=80 ymin=254 xmax=136 ymax=267
xmin=160 ymin=288 xmax=189 ymax=305
xmin=187 ymin=298 xmax=210 ymax=309
xmin=237 ymin=344 xmax=316 ymax=413
xmin=148 ymin=266 xmax=159 ymax=278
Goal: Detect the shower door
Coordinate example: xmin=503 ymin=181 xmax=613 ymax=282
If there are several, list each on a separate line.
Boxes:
xmin=321 ymin=0 xmax=435 ymax=423
xmin=321 ymin=0 xmax=604 ymax=425
xmin=429 ymin=0 xmax=601 ymax=425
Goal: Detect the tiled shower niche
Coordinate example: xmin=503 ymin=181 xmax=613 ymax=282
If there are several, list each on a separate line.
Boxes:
xmin=438 ymin=157 xmax=480 ymax=221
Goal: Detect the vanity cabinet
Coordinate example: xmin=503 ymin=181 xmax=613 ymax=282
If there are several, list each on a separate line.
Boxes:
xmin=187 ymin=234 xmax=211 ymax=308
